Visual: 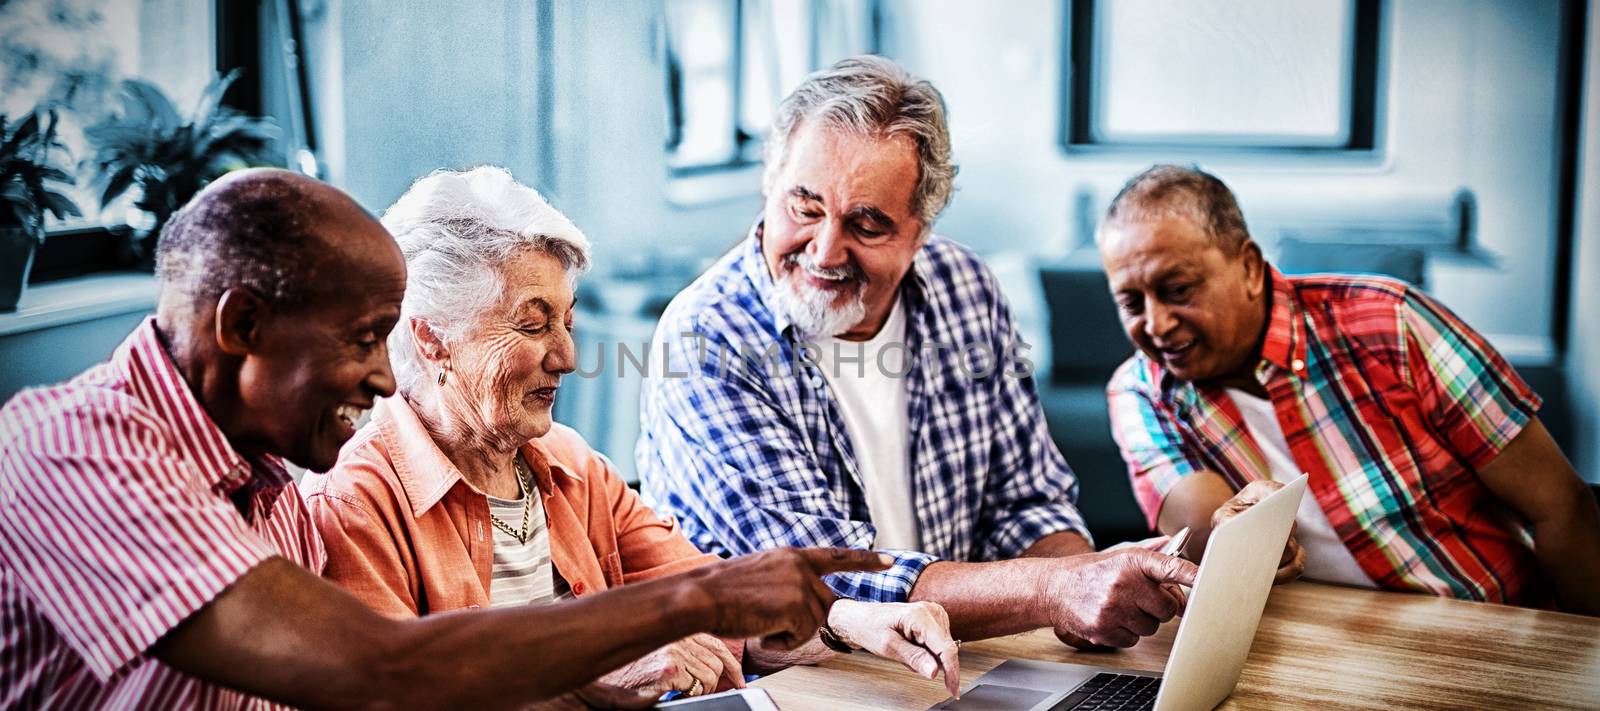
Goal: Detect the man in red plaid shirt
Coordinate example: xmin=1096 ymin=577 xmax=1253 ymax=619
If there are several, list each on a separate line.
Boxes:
xmin=1101 ymin=164 xmax=1600 ymax=614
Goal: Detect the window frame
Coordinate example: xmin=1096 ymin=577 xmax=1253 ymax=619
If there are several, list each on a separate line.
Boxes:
xmin=662 ymin=0 xmax=883 ymax=179
xmin=1058 ymin=0 xmax=1385 ymax=155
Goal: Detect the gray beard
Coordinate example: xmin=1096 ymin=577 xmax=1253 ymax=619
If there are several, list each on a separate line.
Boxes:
xmin=770 ymin=271 xmax=867 ymax=338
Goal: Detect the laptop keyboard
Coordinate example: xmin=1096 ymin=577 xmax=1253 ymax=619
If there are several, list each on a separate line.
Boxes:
xmin=1048 ymin=672 xmax=1162 ymax=711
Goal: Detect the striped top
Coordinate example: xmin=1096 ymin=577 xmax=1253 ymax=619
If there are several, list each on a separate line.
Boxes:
xmin=1108 ymin=268 xmax=1544 ymax=605
xmin=0 ymin=318 xmax=327 ymax=709
xmin=485 ymin=489 xmax=570 ymax=607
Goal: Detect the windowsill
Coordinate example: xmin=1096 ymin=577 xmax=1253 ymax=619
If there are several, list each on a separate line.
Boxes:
xmin=0 ymin=272 xmax=157 ymax=337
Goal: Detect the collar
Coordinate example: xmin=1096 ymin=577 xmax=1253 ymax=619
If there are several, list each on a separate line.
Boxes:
xmin=740 ymin=218 xmax=934 ymax=340
xmin=373 ymin=395 xmax=580 ymax=518
xmin=739 ymin=220 xmax=793 ymax=334
xmin=1257 ymin=265 xmax=1305 ymax=374
xmin=121 ymin=317 xmax=257 ymax=494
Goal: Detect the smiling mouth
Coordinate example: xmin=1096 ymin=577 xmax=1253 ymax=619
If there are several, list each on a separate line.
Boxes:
xmin=333 ymin=403 xmax=370 ymax=432
xmin=801 ymin=266 xmax=853 ymax=284
xmin=1156 ymin=340 xmax=1197 ymax=360
xmin=782 ymin=253 xmax=862 ymax=291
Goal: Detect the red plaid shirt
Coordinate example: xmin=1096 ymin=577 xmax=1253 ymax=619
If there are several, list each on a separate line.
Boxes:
xmin=1108 ymin=268 xmax=1545 ymax=605
xmin=0 ymin=318 xmax=325 ymax=708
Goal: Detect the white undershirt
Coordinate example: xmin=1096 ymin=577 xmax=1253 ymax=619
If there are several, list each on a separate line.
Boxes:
xmin=1224 ymin=388 xmax=1375 ymax=588
xmin=815 ymin=298 xmax=921 ymax=550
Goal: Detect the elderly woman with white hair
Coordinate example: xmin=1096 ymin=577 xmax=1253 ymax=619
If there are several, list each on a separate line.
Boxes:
xmin=300 ymin=166 xmax=961 ymax=700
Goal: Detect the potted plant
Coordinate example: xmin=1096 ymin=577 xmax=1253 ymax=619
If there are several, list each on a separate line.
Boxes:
xmin=85 ymin=69 xmax=278 ymax=266
xmin=1 ymin=107 xmax=83 ymax=312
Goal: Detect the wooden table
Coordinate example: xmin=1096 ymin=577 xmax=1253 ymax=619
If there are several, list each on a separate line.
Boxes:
xmin=754 ymin=583 xmax=1600 ymax=710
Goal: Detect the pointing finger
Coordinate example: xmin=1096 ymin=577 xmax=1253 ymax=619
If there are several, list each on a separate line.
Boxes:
xmin=801 ymin=547 xmax=896 ymax=576
xmin=1132 ymin=549 xmax=1199 ymax=587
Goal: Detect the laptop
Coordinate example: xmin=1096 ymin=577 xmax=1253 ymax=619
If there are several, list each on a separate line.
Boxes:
xmin=932 ymin=474 xmax=1307 ymax=711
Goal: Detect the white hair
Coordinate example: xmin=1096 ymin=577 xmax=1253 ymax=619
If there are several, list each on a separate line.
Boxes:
xmin=381 ymin=166 xmax=591 ymax=393
xmin=762 ymin=55 xmax=958 ymax=234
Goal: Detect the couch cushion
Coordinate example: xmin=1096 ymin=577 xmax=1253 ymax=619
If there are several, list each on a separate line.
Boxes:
xmin=1277 ymin=239 xmax=1427 ymax=287
xmin=1038 ymin=263 xmax=1132 ymax=383
xmin=1039 ymin=383 xmax=1151 ymax=545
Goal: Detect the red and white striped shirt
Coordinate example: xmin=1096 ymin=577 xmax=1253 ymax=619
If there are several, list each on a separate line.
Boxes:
xmin=0 ymin=318 xmax=326 ymax=709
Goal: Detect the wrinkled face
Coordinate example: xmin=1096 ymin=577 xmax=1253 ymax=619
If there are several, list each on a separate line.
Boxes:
xmin=443 ymin=248 xmax=576 ymax=447
xmin=761 ymin=123 xmax=923 ymax=340
xmin=1099 ymin=215 xmax=1266 ymax=383
xmin=243 ymin=215 xmax=406 ymax=472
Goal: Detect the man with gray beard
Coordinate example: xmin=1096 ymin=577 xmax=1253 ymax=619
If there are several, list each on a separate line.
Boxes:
xmin=637 ymin=56 xmax=1197 ymax=653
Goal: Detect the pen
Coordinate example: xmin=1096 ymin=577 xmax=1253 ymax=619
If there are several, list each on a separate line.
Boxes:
xmin=1160 ymin=527 xmax=1192 ymax=558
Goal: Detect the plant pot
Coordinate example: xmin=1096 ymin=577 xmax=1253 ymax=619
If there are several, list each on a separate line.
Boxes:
xmin=0 ymin=224 xmax=39 ymax=312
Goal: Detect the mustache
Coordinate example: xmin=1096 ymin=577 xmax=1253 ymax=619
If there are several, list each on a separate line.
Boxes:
xmin=781 ymin=251 xmax=866 ymax=284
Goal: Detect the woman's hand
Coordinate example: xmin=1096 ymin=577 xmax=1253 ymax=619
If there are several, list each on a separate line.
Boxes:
xmin=826 ymin=599 xmax=961 ymax=698
xmin=600 ymin=633 xmax=744 ymax=696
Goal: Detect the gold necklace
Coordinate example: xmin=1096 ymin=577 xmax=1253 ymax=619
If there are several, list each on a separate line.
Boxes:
xmin=488 ymin=457 xmax=534 ymax=544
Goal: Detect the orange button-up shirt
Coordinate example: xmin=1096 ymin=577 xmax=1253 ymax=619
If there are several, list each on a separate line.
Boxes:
xmin=300 ymin=395 xmax=722 ymax=618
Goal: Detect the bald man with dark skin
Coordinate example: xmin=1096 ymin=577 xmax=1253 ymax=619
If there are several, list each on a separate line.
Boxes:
xmin=0 ymin=169 xmax=891 ymax=710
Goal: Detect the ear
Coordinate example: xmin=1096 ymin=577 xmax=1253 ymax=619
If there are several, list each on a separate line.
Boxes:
xmin=408 ymin=317 xmax=451 ymax=366
xmin=214 ymin=288 xmax=269 ymax=356
xmin=1240 ymin=240 xmax=1267 ymax=300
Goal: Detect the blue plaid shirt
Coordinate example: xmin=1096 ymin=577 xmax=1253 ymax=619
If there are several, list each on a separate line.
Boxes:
xmin=636 ymin=222 xmax=1090 ymax=602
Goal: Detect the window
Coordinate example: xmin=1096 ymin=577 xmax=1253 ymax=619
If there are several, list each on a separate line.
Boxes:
xmin=1 ymin=0 xmax=138 ymax=229
xmin=1062 ymin=0 xmax=1382 ymax=151
xmin=663 ymin=0 xmax=879 ymax=175
xmin=217 ymin=0 xmax=321 ymax=177
xmin=1 ymin=0 xmax=214 ymax=279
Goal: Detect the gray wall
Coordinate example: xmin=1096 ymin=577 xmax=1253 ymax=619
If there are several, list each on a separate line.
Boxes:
xmin=0 ymin=312 xmax=149 ymax=401
xmin=889 ymin=0 xmax=1568 ymax=364
xmin=314 ymin=0 xmax=1570 ymax=360
xmin=1567 ymin=0 xmax=1600 ymax=484
xmin=306 ymin=2 xmax=549 ymax=213
xmin=295 ymin=0 xmax=1588 ymax=475
xmin=306 ymin=1 xmax=761 ymax=266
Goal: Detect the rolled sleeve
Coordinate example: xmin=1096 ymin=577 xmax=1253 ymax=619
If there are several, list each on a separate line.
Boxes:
xmin=1399 ymin=289 xmax=1542 ymax=469
xmin=0 ymin=409 xmax=274 ymax=681
xmin=1107 ymin=363 xmax=1206 ymax=530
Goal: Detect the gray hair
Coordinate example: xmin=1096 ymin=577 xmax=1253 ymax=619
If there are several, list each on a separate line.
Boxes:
xmin=157 ymin=168 xmax=328 ymax=314
xmin=762 ymin=55 xmax=958 ymax=234
xmin=1098 ymin=164 xmax=1252 ymax=255
xmin=382 ymin=166 xmax=591 ymax=393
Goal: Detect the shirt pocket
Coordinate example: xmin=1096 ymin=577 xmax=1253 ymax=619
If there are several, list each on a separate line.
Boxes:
xmin=600 ymin=551 xmax=624 ymax=588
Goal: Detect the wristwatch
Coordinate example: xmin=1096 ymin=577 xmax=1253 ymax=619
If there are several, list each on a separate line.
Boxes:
xmin=818 ymin=622 xmax=856 ymax=654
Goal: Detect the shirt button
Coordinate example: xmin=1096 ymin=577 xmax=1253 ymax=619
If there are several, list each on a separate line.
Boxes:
xmin=1292 ymin=359 xmax=1305 ymax=372
xmin=572 ymin=582 xmax=587 ymax=595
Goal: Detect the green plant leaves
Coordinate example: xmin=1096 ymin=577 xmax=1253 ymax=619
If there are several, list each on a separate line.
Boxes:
xmin=119 ymin=78 xmax=182 ymax=132
xmin=85 ymin=70 xmax=280 ymax=237
xmin=0 ymin=107 xmax=82 ymax=235
xmin=41 ymin=189 xmax=82 ymax=221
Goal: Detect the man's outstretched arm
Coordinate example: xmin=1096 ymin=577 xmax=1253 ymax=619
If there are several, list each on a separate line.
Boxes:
xmin=154 ymin=548 xmax=889 ymax=710
xmin=907 ymin=547 xmax=1195 ymax=648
